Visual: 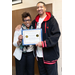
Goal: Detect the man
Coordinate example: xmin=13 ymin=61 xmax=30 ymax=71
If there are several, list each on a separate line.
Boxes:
xmin=15 ymin=1 xmax=61 ymax=75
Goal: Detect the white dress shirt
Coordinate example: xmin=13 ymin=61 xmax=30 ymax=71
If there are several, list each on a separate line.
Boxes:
xmin=36 ymin=16 xmax=46 ymax=57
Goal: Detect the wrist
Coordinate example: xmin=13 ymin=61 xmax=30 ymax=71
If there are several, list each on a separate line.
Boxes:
xmin=41 ymin=41 xmax=44 ymax=47
xmin=17 ymin=41 xmax=21 ymax=46
xmin=41 ymin=41 xmax=47 ymax=48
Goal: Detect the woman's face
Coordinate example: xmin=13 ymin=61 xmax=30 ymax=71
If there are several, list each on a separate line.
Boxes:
xmin=23 ymin=16 xmax=31 ymax=28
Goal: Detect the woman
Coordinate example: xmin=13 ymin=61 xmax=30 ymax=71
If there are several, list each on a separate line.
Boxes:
xmin=13 ymin=12 xmax=35 ymax=75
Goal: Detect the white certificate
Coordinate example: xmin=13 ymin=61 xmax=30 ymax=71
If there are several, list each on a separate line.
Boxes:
xmin=21 ymin=29 xmax=43 ymax=45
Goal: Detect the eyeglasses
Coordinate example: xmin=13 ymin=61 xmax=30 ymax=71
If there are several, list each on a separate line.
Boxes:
xmin=24 ymin=19 xmax=31 ymax=22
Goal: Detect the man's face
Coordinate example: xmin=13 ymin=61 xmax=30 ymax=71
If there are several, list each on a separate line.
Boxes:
xmin=23 ymin=16 xmax=31 ymax=28
xmin=37 ymin=3 xmax=46 ymax=15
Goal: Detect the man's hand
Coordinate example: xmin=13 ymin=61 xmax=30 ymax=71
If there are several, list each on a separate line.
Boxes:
xmin=36 ymin=42 xmax=42 ymax=47
xmin=17 ymin=35 xmax=23 ymax=45
xmin=15 ymin=24 xmax=21 ymax=31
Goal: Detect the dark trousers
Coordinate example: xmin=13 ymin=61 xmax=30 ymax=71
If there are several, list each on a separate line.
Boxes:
xmin=37 ymin=57 xmax=58 ymax=75
xmin=15 ymin=51 xmax=35 ymax=75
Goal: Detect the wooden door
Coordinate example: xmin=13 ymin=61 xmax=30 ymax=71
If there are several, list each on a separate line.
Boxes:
xmin=12 ymin=3 xmax=52 ymax=75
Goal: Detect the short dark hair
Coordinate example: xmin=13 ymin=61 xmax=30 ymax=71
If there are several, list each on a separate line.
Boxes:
xmin=22 ymin=12 xmax=31 ymax=21
xmin=37 ymin=1 xmax=46 ymax=6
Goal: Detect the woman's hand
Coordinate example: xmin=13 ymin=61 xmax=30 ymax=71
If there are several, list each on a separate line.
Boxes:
xmin=17 ymin=35 xmax=23 ymax=46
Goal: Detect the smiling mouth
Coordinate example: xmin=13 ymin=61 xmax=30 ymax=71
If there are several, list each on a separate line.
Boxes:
xmin=38 ymin=10 xmax=42 ymax=12
xmin=26 ymin=24 xmax=30 ymax=26
xmin=38 ymin=10 xmax=43 ymax=13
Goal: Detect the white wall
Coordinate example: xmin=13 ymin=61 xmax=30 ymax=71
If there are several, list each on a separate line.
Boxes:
xmin=12 ymin=0 xmax=62 ymax=75
xmin=12 ymin=0 xmax=52 ymax=10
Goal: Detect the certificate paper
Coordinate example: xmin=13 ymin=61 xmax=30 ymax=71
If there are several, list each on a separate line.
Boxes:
xmin=21 ymin=29 xmax=43 ymax=45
